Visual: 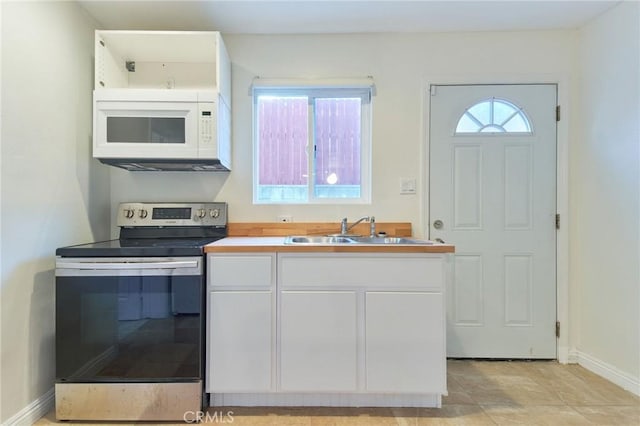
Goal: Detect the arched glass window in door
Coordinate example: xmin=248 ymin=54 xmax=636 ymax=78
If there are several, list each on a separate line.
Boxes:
xmin=455 ymin=98 xmax=532 ymax=134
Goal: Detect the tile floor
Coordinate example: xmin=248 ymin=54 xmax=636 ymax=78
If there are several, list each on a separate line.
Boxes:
xmin=35 ymin=360 xmax=640 ymax=425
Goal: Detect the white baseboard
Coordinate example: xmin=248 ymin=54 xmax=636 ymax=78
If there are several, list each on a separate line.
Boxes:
xmin=572 ymin=350 xmax=640 ymax=396
xmin=210 ymin=392 xmax=441 ymax=408
xmin=557 ymin=345 xmax=573 ymax=364
xmin=4 ymin=387 xmax=54 ymax=426
xmin=567 ymin=348 xmax=579 ymax=364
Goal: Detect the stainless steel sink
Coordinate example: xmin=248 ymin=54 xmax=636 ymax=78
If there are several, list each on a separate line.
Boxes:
xmin=284 ymin=236 xmax=358 ymax=244
xmin=284 ymin=235 xmax=433 ymax=245
xmin=350 ymin=236 xmax=432 ymax=245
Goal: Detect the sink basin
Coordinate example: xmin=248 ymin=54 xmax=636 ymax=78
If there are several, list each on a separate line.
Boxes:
xmin=285 ymin=236 xmax=358 ymax=244
xmin=284 ymin=235 xmax=434 ymax=245
xmin=350 ymin=236 xmax=433 ymax=245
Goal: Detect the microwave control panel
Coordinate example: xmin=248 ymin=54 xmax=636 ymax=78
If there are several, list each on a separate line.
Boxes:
xmin=199 ymin=102 xmax=216 ymax=147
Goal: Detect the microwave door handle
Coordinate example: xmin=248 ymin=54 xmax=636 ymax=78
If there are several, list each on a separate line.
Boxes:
xmin=57 ymin=260 xmax=199 ymax=270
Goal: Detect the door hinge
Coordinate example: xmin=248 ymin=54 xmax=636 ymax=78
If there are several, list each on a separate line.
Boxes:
xmin=555 ymin=214 xmax=560 ymax=230
xmin=556 ymin=321 xmax=561 ymax=338
xmin=556 ymin=105 xmax=561 ymax=122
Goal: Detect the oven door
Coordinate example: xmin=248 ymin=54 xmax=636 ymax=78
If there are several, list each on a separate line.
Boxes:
xmin=55 ymin=257 xmax=204 ymax=383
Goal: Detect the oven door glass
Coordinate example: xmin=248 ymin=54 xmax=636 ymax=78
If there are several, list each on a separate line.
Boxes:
xmin=55 ymin=257 xmax=203 ymax=382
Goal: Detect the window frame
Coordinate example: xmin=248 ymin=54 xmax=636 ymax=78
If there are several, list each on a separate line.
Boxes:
xmin=252 ymin=86 xmax=372 ymax=205
xmin=454 ymin=97 xmax=533 ymax=136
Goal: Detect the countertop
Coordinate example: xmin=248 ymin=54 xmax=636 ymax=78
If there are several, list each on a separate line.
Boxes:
xmin=204 ymin=237 xmax=455 ymax=253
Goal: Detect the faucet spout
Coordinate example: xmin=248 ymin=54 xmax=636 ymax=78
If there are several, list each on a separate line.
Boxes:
xmin=341 ymin=216 xmax=370 ymax=235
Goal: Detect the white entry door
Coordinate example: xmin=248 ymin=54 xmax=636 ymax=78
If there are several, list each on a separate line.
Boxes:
xmin=429 ymin=84 xmax=557 ymax=359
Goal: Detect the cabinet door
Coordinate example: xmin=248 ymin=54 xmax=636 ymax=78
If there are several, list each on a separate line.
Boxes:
xmin=366 ymin=292 xmax=445 ymax=393
xmin=207 ymin=291 xmax=272 ymax=392
xmin=280 ymin=291 xmax=357 ymax=392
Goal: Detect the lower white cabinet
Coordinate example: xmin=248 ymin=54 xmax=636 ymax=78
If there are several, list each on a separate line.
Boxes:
xmin=207 ymin=251 xmax=448 ymax=405
xmin=208 ymin=291 xmax=272 ymax=392
xmin=280 ymin=291 xmax=357 ymax=391
xmin=206 ymin=254 xmax=275 ymax=393
xmin=365 ymin=292 xmax=445 ymax=393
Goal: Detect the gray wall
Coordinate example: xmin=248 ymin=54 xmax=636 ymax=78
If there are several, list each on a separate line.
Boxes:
xmin=572 ymin=0 xmax=640 ymax=385
xmin=0 ymin=1 xmax=109 ymax=422
xmin=109 ymin=30 xmax=576 ymax=238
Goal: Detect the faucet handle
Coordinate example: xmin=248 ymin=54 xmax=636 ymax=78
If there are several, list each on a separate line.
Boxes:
xmin=369 ymin=216 xmax=376 ymax=236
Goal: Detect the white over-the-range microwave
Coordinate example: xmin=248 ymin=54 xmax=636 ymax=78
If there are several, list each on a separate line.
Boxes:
xmin=93 ymin=89 xmax=231 ymax=171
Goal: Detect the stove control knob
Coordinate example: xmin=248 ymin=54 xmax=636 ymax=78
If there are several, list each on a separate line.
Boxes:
xmin=139 ymin=209 xmax=148 ymax=219
xmin=124 ymin=209 xmax=135 ymax=219
xmin=210 ymin=209 xmax=220 ymax=218
xmin=197 ymin=209 xmax=206 ymax=218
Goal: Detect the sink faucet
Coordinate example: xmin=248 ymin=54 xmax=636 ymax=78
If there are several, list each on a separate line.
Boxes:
xmin=341 ymin=216 xmax=374 ymax=236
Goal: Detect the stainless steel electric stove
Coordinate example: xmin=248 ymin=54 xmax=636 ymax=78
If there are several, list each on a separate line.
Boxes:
xmin=54 ymin=202 xmax=227 ymax=421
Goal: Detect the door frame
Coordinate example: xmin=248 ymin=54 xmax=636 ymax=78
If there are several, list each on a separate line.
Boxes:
xmin=421 ymin=74 xmax=570 ymax=363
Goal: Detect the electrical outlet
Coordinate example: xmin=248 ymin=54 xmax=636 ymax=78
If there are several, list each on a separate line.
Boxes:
xmin=278 ymin=215 xmax=293 ymax=223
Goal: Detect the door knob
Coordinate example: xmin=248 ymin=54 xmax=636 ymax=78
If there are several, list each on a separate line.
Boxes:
xmin=433 ymin=219 xmax=444 ymax=229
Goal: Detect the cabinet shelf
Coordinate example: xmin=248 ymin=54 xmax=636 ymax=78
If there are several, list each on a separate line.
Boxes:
xmin=95 ymin=30 xmax=231 ymax=103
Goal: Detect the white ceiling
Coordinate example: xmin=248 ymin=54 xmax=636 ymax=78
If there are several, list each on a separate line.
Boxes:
xmin=78 ymin=0 xmax=620 ymax=34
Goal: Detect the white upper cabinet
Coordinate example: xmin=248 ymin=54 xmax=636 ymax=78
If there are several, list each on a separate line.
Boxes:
xmin=94 ymin=31 xmax=231 ymax=105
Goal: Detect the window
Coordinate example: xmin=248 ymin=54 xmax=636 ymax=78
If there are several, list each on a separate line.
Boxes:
xmin=455 ymin=98 xmax=532 ymax=134
xmin=253 ymin=86 xmax=372 ymax=204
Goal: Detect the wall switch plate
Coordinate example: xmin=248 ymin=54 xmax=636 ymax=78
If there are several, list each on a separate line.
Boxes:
xmin=278 ymin=215 xmax=293 ymax=223
xmin=400 ymin=178 xmax=417 ymax=194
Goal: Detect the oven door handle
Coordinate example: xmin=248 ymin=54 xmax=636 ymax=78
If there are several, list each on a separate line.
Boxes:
xmin=58 ymin=260 xmax=199 ymax=270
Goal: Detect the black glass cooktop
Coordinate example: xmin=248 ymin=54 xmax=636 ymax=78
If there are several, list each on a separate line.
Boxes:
xmin=56 ymin=237 xmax=222 ymax=257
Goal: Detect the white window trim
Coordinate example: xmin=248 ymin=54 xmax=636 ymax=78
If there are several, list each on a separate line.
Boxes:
xmin=251 ymin=76 xmax=376 ymax=93
xmin=252 ymin=84 xmax=373 ymax=205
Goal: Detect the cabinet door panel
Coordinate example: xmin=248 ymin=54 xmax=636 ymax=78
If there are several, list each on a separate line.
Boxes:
xmin=366 ymin=292 xmax=445 ymax=393
xmin=207 ymin=291 xmax=272 ymax=392
xmin=280 ymin=291 xmax=357 ymax=392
